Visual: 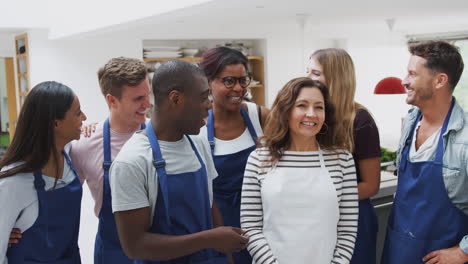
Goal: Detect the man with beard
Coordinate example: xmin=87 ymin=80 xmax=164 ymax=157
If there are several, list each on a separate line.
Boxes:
xmin=382 ymin=41 xmax=468 ymax=264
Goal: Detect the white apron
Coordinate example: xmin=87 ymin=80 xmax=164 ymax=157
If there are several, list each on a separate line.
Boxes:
xmin=261 ymin=149 xmax=339 ymax=263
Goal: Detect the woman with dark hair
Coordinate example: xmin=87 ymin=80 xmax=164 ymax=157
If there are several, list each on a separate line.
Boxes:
xmin=199 ymin=47 xmax=270 ymax=263
xmin=308 ymin=48 xmax=381 ymax=264
xmin=0 ymin=81 xmax=87 ymax=263
xmin=241 ymin=77 xmax=358 ymax=264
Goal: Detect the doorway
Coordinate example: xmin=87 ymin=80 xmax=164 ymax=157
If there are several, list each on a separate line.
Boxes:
xmin=0 ymin=57 xmax=18 ymax=155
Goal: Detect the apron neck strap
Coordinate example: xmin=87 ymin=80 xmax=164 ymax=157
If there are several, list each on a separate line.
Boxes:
xmin=434 ymin=98 xmax=456 ymax=162
xmin=206 ymin=106 xmax=259 ymax=155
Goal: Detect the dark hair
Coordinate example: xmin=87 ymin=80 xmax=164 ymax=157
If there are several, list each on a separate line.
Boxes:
xmin=0 ymin=81 xmax=75 ymax=180
xmin=152 ymin=59 xmax=206 ymax=106
xmin=98 ymin=57 xmax=148 ymax=98
xmin=261 ymin=77 xmax=337 ymax=164
xmin=199 ymin=47 xmax=249 ymax=80
xmin=409 ymin=41 xmax=464 ymax=91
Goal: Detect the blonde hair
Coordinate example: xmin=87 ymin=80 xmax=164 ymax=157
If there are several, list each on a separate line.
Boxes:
xmin=311 ymin=48 xmax=363 ymax=153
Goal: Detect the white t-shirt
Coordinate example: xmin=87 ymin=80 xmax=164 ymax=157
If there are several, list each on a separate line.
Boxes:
xmin=0 ymin=146 xmax=76 ymax=264
xmin=109 ymin=132 xmax=218 ymax=223
xmin=409 ymin=121 xmax=442 ymax=162
xmin=198 ymin=102 xmax=263 ymax=156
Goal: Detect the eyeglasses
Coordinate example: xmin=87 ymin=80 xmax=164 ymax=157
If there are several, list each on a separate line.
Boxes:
xmin=217 ymin=76 xmax=251 ymax=89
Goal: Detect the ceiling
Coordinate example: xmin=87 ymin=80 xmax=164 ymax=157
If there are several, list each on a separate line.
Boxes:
xmin=1 ymin=0 xmax=468 ymax=38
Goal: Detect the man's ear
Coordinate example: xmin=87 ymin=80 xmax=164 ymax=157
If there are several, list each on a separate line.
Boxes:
xmin=105 ymin=94 xmax=117 ymax=108
xmin=434 ymin=72 xmax=449 ymax=91
xmin=168 ymin=90 xmax=184 ymax=106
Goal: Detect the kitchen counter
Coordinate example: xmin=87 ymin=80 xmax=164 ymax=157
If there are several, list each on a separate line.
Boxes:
xmin=371 ymin=170 xmax=398 ymax=264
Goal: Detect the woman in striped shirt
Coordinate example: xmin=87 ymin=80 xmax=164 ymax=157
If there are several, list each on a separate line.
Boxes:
xmin=241 ymin=77 xmax=358 ymax=264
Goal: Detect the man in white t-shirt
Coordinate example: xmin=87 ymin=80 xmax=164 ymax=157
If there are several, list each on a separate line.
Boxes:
xmin=110 ymin=59 xmax=248 ymax=263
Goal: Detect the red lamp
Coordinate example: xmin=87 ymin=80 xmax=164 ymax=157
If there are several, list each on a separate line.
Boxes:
xmin=374 ymin=77 xmax=406 ymax=94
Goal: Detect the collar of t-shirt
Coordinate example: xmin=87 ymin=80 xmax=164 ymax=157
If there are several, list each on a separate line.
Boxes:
xmin=409 ymin=121 xmax=442 ymax=162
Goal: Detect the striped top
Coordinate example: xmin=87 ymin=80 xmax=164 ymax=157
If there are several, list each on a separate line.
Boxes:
xmin=240 ymin=148 xmax=359 ymax=264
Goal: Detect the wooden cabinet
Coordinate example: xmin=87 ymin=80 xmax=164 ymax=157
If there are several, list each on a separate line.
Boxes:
xmin=15 ymin=33 xmax=31 ymax=107
xmin=144 ymin=56 xmax=265 ymax=106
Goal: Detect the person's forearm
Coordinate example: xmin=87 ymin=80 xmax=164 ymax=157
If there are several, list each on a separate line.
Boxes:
xmin=123 ymin=229 xmax=214 ymax=261
xmin=357 ymin=181 xmax=379 ymax=200
xmin=212 ymin=202 xmax=224 ymax=227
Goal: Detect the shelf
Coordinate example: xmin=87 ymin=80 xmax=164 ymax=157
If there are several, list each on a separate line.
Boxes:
xmin=18 ymin=73 xmax=28 ymax=78
xmin=249 ymin=84 xmax=263 ymax=88
xmin=19 ymin=92 xmax=28 ymax=96
xmin=144 ymin=56 xmax=263 ymax=63
xmin=144 ymin=57 xmax=201 ymax=63
xmin=16 ymin=53 xmax=28 ymax=59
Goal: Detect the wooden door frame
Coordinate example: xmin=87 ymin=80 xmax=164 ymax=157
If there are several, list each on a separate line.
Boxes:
xmin=5 ymin=57 xmax=18 ymax=138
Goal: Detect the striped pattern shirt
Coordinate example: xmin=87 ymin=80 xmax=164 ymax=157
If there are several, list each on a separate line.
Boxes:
xmin=240 ymin=148 xmax=358 ymax=264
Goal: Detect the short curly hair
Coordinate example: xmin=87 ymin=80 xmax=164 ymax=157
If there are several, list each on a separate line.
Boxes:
xmin=409 ymin=41 xmax=464 ymax=91
xmin=97 ymin=57 xmax=148 ymax=98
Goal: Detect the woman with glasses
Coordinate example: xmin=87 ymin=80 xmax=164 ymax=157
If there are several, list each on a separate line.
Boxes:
xmin=0 ymin=81 xmax=87 ymax=263
xmin=307 ymin=49 xmax=381 ymax=264
xmin=199 ymin=47 xmax=270 ymax=263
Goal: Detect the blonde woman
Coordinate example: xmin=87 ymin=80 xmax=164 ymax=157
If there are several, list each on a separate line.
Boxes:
xmin=308 ymin=48 xmax=381 ymax=264
xmin=241 ymin=77 xmax=358 ymax=264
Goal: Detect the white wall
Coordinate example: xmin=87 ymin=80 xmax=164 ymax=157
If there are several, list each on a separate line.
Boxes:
xmin=27 ymin=29 xmax=142 ymax=264
xmin=0 ymin=33 xmax=16 ymax=57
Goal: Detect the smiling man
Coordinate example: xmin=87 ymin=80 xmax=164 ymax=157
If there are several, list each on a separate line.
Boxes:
xmin=382 ymin=41 xmax=468 ymax=264
xmin=110 ymin=59 xmax=248 ymax=263
xmin=70 ymin=57 xmax=152 ymax=264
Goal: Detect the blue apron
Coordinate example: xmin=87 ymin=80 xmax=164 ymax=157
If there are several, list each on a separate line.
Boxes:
xmin=134 ymin=121 xmax=227 ymax=264
xmin=95 ymin=118 xmax=146 ymax=264
xmin=207 ymin=107 xmax=257 ymax=264
xmin=382 ymin=99 xmax=468 ymax=264
xmin=350 ymin=199 xmax=378 ymax=264
xmin=7 ymin=151 xmax=82 ymax=264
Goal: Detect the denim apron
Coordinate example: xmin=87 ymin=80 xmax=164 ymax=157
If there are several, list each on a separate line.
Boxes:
xmin=350 ymin=199 xmax=378 ymax=264
xmin=134 ymin=121 xmax=227 ymax=264
xmin=7 ymin=151 xmax=82 ymax=264
xmin=382 ymin=100 xmax=468 ymax=264
xmin=94 ymin=118 xmax=146 ymax=264
xmin=207 ymin=107 xmax=257 ymax=264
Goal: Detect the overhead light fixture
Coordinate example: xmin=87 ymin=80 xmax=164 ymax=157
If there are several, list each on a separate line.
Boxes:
xmin=374 ymin=77 xmax=406 ymax=94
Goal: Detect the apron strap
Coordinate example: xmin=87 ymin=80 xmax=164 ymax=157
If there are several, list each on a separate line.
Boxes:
xmin=103 ymin=118 xmax=146 ymax=172
xmin=146 ymin=120 xmax=171 ymax=226
xmin=434 ymin=98 xmax=455 ymax=163
xmin=206 ymin=106 xmax=258 ymax=156
xmin=103 ymin=118 xmax=112 ymax=172
xmin=207 ymin=109 xmax=215 ymax=155
xmin=317 ymin=145 xmax=326 ymax=170
xmin=402 ymin=98 xmax=456 ymax=168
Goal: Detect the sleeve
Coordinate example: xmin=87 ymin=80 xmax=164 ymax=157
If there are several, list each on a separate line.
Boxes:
xmin=0 ymin=180 xmax=32 ymax=262
xmin=110 ymin=160 xmax=152 ymax=213
xmin=69 ymin=140 xmax=86 ymax=184
xmin=353 ymin=110 xmax=381 ymax=161
xmin=460 ymin=235 xmax=468 ymax=254
xmin=240 ymin=152 xmax=279 ymax=264
xmin=331 ymin=152 xmax=359 ymax=264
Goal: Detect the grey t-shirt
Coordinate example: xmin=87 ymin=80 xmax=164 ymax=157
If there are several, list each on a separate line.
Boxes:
xmin=110 ymin=132 xmax=218 ymax=223
xmin=0 ymin=146 xmax=76 ymax=264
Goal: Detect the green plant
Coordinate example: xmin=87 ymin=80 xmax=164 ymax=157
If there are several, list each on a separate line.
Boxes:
xmin=381 ymin=147 xmax=397 ymax=162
